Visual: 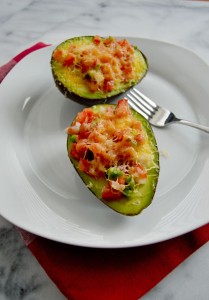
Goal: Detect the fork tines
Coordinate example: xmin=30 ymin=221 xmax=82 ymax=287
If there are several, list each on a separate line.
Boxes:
xmin=127 ymin=88 xmax=157 ymax=120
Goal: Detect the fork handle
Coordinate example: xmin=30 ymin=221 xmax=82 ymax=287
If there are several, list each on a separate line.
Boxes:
xmin=176 ymin=118 xmax=209 ymax=133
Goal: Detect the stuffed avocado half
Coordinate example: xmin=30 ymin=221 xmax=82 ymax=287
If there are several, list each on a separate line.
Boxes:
xmin=67 ymin=99 xmax=159 ymax=216
xmin=51 ymin=36 xmax=148 ymax=104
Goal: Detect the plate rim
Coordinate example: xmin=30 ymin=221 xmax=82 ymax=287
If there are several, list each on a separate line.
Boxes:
xmin=0 ymin=37 xmax=209 ymax=248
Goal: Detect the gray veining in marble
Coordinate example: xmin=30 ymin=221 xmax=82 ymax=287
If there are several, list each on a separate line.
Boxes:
xmin=0 ymin=219 xmax=65 ymax=300
xmin=0 ymin=1 xmax=209 ymax=299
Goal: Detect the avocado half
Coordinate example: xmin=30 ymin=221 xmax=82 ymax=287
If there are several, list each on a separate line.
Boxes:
xmin=67 ymin=103 xmax=159 ymax=216
xmin=51 ymin=36 xmax=148 ymax=105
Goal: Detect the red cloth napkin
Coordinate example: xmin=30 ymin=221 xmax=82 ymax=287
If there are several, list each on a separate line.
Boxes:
xmin=1 ymin=43 xmax=209 ymax=300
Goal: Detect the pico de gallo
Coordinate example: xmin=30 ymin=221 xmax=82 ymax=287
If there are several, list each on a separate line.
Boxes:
xmin=67 ymin=99 xmax=154 ymax=201
xmin=52 ymin=36 xmax=139 ymax=94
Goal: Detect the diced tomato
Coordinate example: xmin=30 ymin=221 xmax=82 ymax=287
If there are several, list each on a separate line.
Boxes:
xmin=131 ymin=120 xmax=142 ymax=131
xmin=117 ymin=39 xmax=129 ymax=47
xmin=85 ymin=109 xmax=95 ymax=121
xmin=103 ymin=79 xmax=114 ymax=92
xmin=115 ymin=99 xmax=130 ymax=118
xmin=88 ymin=131 xmax=99 ymax=142
xmin=118 ymin=175 xmax=126 ymax=184
xmin=63 ymin=53 xmax=75 ymax=67
xmin=121 ymin=61 xmax=133 ymax=76
xmin=121 ymin=146 xmax=136 ymax=160
xmin=76 ymin=111 xmax=87 ymax=124
xmin=114 ymin=48 xmax=124 ymax=58
xmin=53 ymin=49 xmax=63 ymax=63
xmin=70 ymin=143 xmax=79 ymax=160
xmin=78 ymin=159 xmax=103 ymax=178
xmin=89 ymin=143 xmax=105 ymax=157
xmin=93 ymin=35 xmax=101 ymax=45
xmin=135 ymin=133 xmax=144 ymax=144
xmin=100 ymin=53 xmax=112 ymax=64
xmin=76 ymin=108 xmax=95 ymax=124
xmin=132 ymin=163 xmax=147 ymax=179
xmin=102 ymin=183 xmax=122 ymax=201
xmin=81 ymin=57 xmax=98 ymax=73
xmin=103 ymin=37 xmax=115 ymax=46
xmin=78 ymin=158 xmax=91 ymax=173
xmin=88 ymin=81 xmax=99 ymax=92
xmin=126 ymin=44 xmax=135 ymax=55
xmin=75 ymin=141 xmax=88 ymax=158
xmin=137 ymin=164 xmax=147 ymax=179
xmin=112 ymin=131 xmax=123 ymax=142
xmin=79 ymin=123 xmax=91 ymax=139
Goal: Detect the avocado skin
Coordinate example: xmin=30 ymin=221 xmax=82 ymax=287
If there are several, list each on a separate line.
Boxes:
xmin=51 ymin=36 xmax=148 ymax=105
xmin=67 ymin=104 xmax=159 ymax=216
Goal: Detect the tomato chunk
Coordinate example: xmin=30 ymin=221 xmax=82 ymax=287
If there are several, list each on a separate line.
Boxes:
xmin=63 ymin=53 xmax=75 ymax=67
xmin=135 ymin=133 xmax=144 ymax=144
xmin=81 ymin=57 xmax=98 ymax=73
xmin=93 ymin=35 xmax=101 ymax=45
xmin=70 ymin=143 xmax=79 ymax=160
xmin=76 ymin=108 xmax=95 ymax=124
xmin=102 ymin=183 xmax=122 ymax=201
xmin=103 ymin=79 xmax=114 ymax=92
xmin=115 ymin=99 xmax=130 ymax=117
xmin=53 ymin=49 xmax=63 ymax=63
xmin=78 ymin=158 xmax=91 ymax=173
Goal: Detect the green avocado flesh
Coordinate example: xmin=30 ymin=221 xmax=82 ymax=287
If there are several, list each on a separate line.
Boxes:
xmin=67 ymin=102 xmax=159 ymax=216
xmin=51 ymin=36 xmax=148 ymax=104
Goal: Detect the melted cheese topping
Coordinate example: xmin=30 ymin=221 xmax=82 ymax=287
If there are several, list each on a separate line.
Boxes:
xmin=53 ymin=36 xmax=136 ymax=93
xmin=68 ymin=99 xmax=155 ymax=199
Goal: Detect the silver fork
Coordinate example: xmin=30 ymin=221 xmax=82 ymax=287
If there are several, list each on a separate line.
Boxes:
xmin=126 ymin=88 xmax=209 ymax=134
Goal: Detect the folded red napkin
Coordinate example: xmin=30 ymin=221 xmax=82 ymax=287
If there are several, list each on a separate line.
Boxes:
xmin=1 ymin=43 xmax=209 ymax=300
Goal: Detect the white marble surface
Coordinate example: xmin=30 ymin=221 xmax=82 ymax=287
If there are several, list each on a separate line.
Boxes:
xmin=0 ymin=0 xmax=209 ymax=299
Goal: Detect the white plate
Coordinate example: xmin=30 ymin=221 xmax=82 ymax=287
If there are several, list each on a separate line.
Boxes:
xmin=0 ymin=38 xmax=209 ymax=248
